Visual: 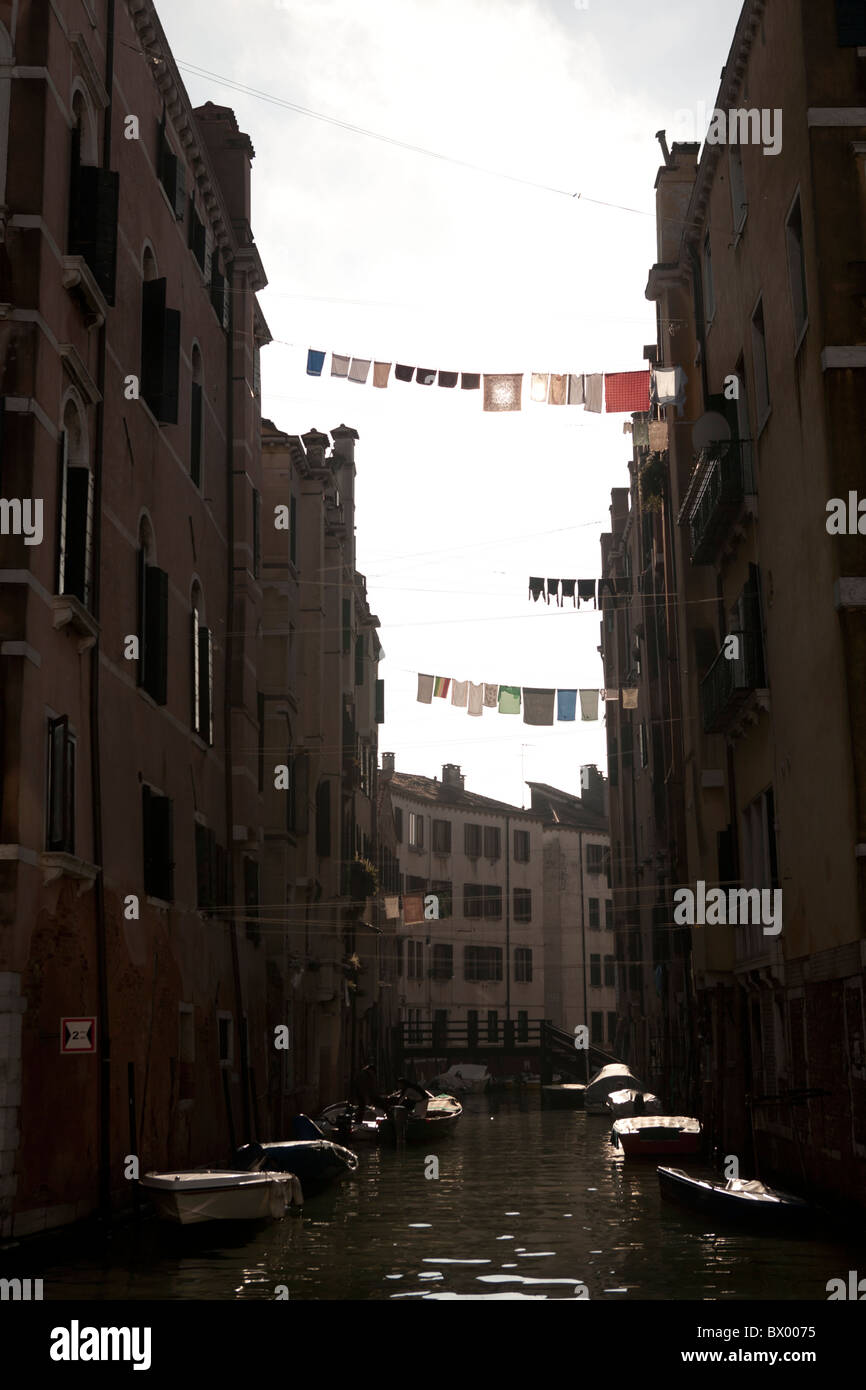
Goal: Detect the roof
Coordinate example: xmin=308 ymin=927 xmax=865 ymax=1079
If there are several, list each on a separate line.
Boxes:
xmin=387 ymin=772 xmax=541 ymax=823
xmin=527 ymin=782 xmax=609 ymax=833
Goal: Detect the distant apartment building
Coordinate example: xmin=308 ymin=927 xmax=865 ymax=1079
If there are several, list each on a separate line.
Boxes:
xmin=528 ymin=770 xmax=617 ymax=1052
xmin=606 ymin=0 xmax=866 ymax=1210
xmin=379 ymin=762 xmax=545 ymax=1073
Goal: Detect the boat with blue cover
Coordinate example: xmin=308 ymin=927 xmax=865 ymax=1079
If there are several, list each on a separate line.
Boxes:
xmin=235 ymin=1116 xmax=359 ymax=1194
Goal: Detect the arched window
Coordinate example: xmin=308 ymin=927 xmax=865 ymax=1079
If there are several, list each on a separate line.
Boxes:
xmin=56 ymin=393 xmax=94 ymax=609
xmin=137 ymin=514 xmax=167 ymax=705
xmin=67 ymin=86 xmax=117 ymax=303
xmin=190 ymin=344 xmax=203 ymax=488
xmin=191 ymin=579 xmax=213 ymax=743
xmin=140 ymin=245 xmax=180 ymax=423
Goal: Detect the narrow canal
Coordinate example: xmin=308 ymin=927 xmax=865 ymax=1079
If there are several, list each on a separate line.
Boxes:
xmin=25 ymin=1097 xmax=866 ymax=1300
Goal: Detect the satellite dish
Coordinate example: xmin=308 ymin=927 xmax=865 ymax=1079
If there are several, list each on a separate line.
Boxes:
xmin=692 ymin=411 xmax=731 ymax=450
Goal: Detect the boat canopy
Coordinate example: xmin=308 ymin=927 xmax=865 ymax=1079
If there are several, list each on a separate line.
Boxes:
xmin=585 ymin=1064 xmax=642 ymax=1103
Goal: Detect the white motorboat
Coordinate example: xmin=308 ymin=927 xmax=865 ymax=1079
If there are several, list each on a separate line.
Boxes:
xmin=140 ymin=1169 xmax=303 ymax=1225
xmin=584 ymin=1064 xmax=644 ymax=1113
xmin=605 ymin=1088 xmax=664 ymax=1119
xmin=432 ymin=1064 xmax=491 ymax=1095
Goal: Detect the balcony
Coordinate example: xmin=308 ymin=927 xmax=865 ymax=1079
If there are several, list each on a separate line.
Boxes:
xmin=700 ymin=629 xmax=767 ymax=734
xmin=688 ymin=440 xmax=756 ymax=565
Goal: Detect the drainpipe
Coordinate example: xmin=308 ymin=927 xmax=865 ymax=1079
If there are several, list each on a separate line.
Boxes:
xmin=578 ymin=828 xmax=588 ymax=1082
xmin=89 ymin=0 xmax=115 ymax=1225
xmin=505 ymin=815 xmax=511 ymax=1023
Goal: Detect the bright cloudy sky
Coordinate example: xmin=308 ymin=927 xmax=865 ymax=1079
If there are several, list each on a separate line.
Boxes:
xmin=160 ymin=0 xmax=744 ymax=808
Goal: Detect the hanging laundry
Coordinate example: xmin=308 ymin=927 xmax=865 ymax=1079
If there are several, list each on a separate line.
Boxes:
xmin=622 ymin=687 xmax=639 ymax=709
xmin=483 ymin=683 xmax=499 ymax=708
xmin=633 ymin=418 xmax=650 ymax=447
xmin=468 ymin=682 xmax=484 ymax=717
xmin=373 ymin=361 xmax=392 ymax=388
xmin=307 ymin=349 xmax=326 ymax=377
xmin=623 ymin=422 xmax=633 ymax=435
xmin=531 ymin=373 xmax=550 ymax=403
xmin=568 ymin=373 xmax=585 ymax=405
xmin=395 ymin=364 xmax=415 ymax=383
xmin=560 ymin=579 xmax=577 ymax=607
xmin=652 ymin=366 xmax=687 ymax=408
xmin=549 ymin=374 xmax=567 ymax=406
xmin=384 ymin=896 xmax=400 ymax=920
xmin=603 ymin=689 xmax=620 ymax=702
xmin=451 ymin=680 xmax=468 ymax=708
xmin=349 ymin=358 xmax=371 ymax=384
xmin=438 ymin=371 xmax=459 ymax=388
xmin=417 ymin=367 xmax=437 ymax=386
xmin=523 ymin=688 xmax=555 ymax=725
xmin=461 ymin=373 xmax=481 ymax=390
xmin=598 ymin=577 xmax=617 ymax=600
xmin=483 ymin=374 xmax=523 ymax=412
xmin=529 ymin=577 xmax=545 ymax=603
xmin=498 ymin=686 xmax=521 ymax=715
xmin=417 ymin=673 xmax=434 ymax=704
xmin=557 ymin=689 xmax=577 ymax=722
xmin=546 ymin=579 xmax=561 ymax=607
xmin=584 ymin=373 xmax=603 ymax=413
xmin=604 ymin=370 xmax=651 ymax=414
xmin=577 ymin=580 xmax=597 ymax=608
xmin=434 ymin=676 xmax=451 ymax=698
xmin=402 ymin=892 xmax=426 ymax=925
xmin=648 ymin=420 xmax=669 ymax=451
xmin=579 ymin=689 xmax=599 ymax=721
xmin=331 ymin=354 xmax=350 ymax=378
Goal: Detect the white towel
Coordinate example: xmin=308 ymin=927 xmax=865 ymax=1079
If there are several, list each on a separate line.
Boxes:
xmin=584 ymin=373 xmax=603 ymax=413
xmin=531 ymin=373 xmax=549 ymax=403
xmin=653 ymin=366 xmax=687 ymax=406
xmin=451 ymin=680 xmax=468 ymax=707
xmin=417 ymin=673 xmax=434 ymax=704
xmin=348 ymin=358 xmax=371 ymax=384
xmin=468 ymin=682 xmax=484 ymax=717
xmin=483 ymin=684 xmax=499 ymax=708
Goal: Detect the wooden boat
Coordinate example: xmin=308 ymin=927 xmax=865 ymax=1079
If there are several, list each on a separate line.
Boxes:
xmin=140 ymin=1169 xmax=303 ymax=1226
xmin=316 ymin=1102 xmax=385 ymax=1143
xmin=235 ymin=1125 xmax=359 ymax=1195
xmin=541 ymin=1083 xmax=586 ymax=1109
xmin=378 ymin=1092 xmax=462 ymax=1144
xmin=611 ymin=1116 xmax=702 ymax=1157
xmin=584 ymin=1064 xmax=644 ymax=1114
xmin=605 ymin=1088 xmax=664 ymax=1119
xmin=432 ymin=1063 xmax=491 ymax=1095
xmin=657 ymin=1166 xmax=813 ymax=1228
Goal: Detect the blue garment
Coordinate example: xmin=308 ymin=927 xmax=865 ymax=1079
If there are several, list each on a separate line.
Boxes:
xmin=307 ymin=349 xmax=326 ymax=376
xmin=557 ymin=689 xmax=577 ymax=722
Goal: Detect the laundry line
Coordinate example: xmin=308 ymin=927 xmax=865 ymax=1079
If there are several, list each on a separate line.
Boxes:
xmin=415 ymin=676 xmax=637 ymax=723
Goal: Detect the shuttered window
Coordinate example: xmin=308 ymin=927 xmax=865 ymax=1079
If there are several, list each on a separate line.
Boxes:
xmin=190 ymin=381 xmax=203 ymax=487
xmin=188 ymin=197 xmax=207 ymax=270
xmin=157 ymin=115 xmax=186 ymax=218
xmin=138 ymin=549 xmax=168 ymax=705
xmin=143 ymin=785 xmax=174 ymax=900
xmin=68 ymin=164 xmax=119 ymax=304
xmin=837 ymin=0 xmax=866 ymax=44
xmin=191 ymin=608 xmax=213 ymax=742
xmin=56 ymin=431 xmax=94 ymax=609
xmin=195 ymin=823 xmax=216 ymax=911
xmin=141 ymin=278 xmax=180 ymax=423
xmin=46 ymin=716 xmax=76 ymax=854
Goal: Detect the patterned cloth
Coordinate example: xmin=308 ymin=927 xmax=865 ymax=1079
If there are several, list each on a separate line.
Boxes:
xmin=433 ymin=676 xmax=451 ymax=698
xmin=417 ymin=367 xmax=437 ymax=385
xmin=604 ymin=370 xmax=651 ymax=413
xmin=483 ymin=684 xmax=499 ymax=708
xmin=483 ymin=374 xmax=523 ymax=412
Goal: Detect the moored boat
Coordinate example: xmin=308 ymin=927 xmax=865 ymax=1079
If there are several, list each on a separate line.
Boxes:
xmin=584 ymin=1064 xmax=644 ymax=1114
xmin=140 ymin=1169 xmax=303 ymax=1226
xmin=605 ymin=1088 xmax=664 ymax=1119
xmin=611 ymin=1116 xmax=702 ymax=1157
xmin=378 ymin=1092 xmax=462 ymax=1144
xmin=235 ymin=1124 xmax=359 ymax=1195
xmin=316 ymin=1102 xmax=385 ymax=1143
xmin=657 ymin=1166 xmax=813 ymax=1229
xmin=432 ymin=1063 xmax=491 ymax=1095
xmin=541 ymin=1083 xmax=586 ymax=1109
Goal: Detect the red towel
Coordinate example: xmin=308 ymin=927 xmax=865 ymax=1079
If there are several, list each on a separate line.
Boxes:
xmin=604 ymin=370 xmax=651 ymax=414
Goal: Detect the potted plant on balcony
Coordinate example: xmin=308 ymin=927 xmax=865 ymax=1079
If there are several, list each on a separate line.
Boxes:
xmin=639 ymin=451 xmax=666 ymax=512
xmin=350 ymin=856 xmax=379 ymax=901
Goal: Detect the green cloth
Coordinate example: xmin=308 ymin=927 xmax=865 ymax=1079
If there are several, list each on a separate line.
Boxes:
xmin=498 ymin=685 xmax=521 ymax=715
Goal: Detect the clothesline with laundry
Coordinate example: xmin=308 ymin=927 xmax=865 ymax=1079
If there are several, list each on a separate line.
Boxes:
xmin=416 ymin=676 xmax=639 ymax=723
xmin=528 ymin=576 xmax=634 ymax=607
xmin=306 ymin=351 xmax=688 ymax=415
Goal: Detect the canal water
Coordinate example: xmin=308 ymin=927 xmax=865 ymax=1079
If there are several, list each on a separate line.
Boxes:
xmin=22 ymin=1097 xmax=866 ymax=1300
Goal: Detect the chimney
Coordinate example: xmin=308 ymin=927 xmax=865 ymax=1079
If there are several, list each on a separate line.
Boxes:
xmin=382 ymin=752 xmax=395 ymax=777
xmin=441 ymin=764 xmax=464 ymax=791
xmin=330 ymin=424 xmax=359 ymax=465
xmin=302 ymin=428 xmax=329 ymax=470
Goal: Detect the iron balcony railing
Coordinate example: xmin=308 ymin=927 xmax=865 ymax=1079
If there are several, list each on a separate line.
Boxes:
xmin=700 ymin=628 xmax=766 ymax=734
xmin=689 ymin=440 xmax=756 ymax=564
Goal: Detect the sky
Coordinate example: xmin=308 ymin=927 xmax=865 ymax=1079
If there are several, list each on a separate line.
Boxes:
xmin=159 ymin=0 xmax=745 ymax=808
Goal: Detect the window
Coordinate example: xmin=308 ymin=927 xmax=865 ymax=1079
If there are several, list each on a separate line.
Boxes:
xmin=605 ymin=899 xmax=613 ymax=931
xmin=194 ymin=822 xmax=216 ymax=912
xmin=517 ymin=1010 xmax=529 ymax=1042
xmin=513 ymin=888 xmax=532 ymax=923
xmin=702 ymin=231 xmax=715 ymax=324
xmin=431 ymin=881 xmax=452 ymax=918
xmin=210 ymin=253 xmax=230 ymax=330
xmin=514 ymin=947 xmax=533 ymax=983
xmin=190 ymin=346 xmax=203 ymax=488
xmin=464 ymin=946 xmax=503 ymax=981
xmin=408 ymin=812 xmax=424 ymax=850
xmin=395 ymin=936 xmax=404 ymax=978
xmin=751 ymin=296 xmax=771 ymax=426
xmin=607 ymin=1011 xmax=617 ymax=1044
xmin=432 ymin=819 xmax=451 ymax=854
xmin=486 ymin=1010 xmax=499 ymax=1043
xmin=46 ymin=716 xmax=75 ymax=853
xmin=605 ymin=955 xmax=615 ymax=987
xmin=217 ymin=1013 xmax=233 ymax=1065
xmin=729 ymin=142 xmax=747 ymax=234
xmin=431 ymin=944 xmax=453 ymax=981
xmin=433 ymin=1010 xmax=448 ymax=1048
xmin=394 ymin=807 xmax=403 ymax=843
xmin=354 ymin=633 xmax=365 ymax=687
xmin=836 ymin=0 xmax=866 ymax=45
xmin=467 ymin=1010 xmax=479 ymax=1046
xmin=191 ymin=588 xmax=213 ymax=744
xmin=188 ymin=196 xmax=207 ymax=272
xmin=56 ymin=404 xmax=94 ymax=609
xmin=590 ymin=954 xmax=602 ymax=988
xmin=785 ymin=194 xmax=808 ymax=344
xmin=315 ymin=780 xmax=331 ymax=857
xmin=464 ymin=823 xmax=482 ymax=857
xmin=586 ymin=843 xmax=604 ymax=874
xmin=342 ymin=598 xmax=352 ymax=654
xmin=137 ymin=537 xmax=168 ymax=705
xmin=141 ymin=277 xmax=180 ymax=424
xmin=408 ymin=939 xmax=424 ymax=980
xmin=588 ymin=897 xmax=600 ymax=929
xmin=142 ymin=784 xmax=173 ymax=900
xmin=591 ymin=1011 xmax=603 ymax=1045
xmin=68 ymin=99 xmax=118 ymax=304
xmin=243 ymin=857 xmax=260 ymax=945
xmin=639 ymin=721 xmax=648 ymax=769
xmin=289 ymin=495 xmax=297 ymax=567
xmin=157 ymin=112 xmax=186 ymax=218
xmin=484 ymin=826 xmax=501 ymax=859
xmin=483 ymin=885 xmax=502 ymax=919
xmin=513 ymin=829 xmax=530 ymax=862
xmin=464 ymin=883 xmax=483 ymax=918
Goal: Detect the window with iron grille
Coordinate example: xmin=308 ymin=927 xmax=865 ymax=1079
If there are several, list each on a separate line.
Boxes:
xmin=514 ymin=948 xmax=532 ymax=983
xmin=464 ymin=945 xmax=503 ymax=981
xmin=513 ymin=888 xmax=532 ymax=923
xmin=46 ymin=716 xmax=75 ymax=854
xmin=432 ymin=819 xmax=452 ymax=854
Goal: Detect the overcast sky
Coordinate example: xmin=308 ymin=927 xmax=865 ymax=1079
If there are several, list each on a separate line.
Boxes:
xmin=160 ymin=0 xmax=744 ymax=808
